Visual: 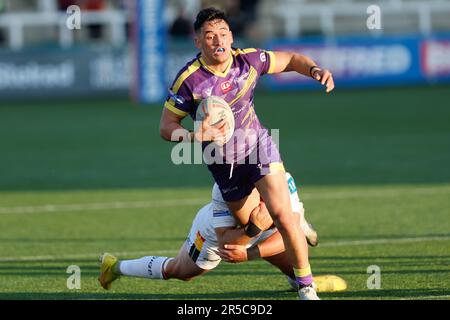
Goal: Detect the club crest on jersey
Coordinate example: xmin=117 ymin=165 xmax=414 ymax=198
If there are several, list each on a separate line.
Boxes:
xmin=221 ymin=80 xmax=233 ymax=94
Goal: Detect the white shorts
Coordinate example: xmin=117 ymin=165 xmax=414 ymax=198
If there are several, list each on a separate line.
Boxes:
xmin=184 ymin=171 xmax=303 ymax=270
xmin=185 ymin=223 xmax=277 ymax=270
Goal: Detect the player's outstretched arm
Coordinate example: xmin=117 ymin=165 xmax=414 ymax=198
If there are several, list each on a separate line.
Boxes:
xmin=217 ymin=231 xmax=285 ymax=263
xmin=215 ymin=226 xmax=253 ymax=247
xmin=218 ymin=212 xmax=303 ymax=263
xmin=271 ymin=51 xmax=335 ymax=93
xmin=215 ymin=202 xmax=274 ymax=248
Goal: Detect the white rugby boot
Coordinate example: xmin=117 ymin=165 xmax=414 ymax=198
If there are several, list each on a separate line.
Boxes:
xmin=298 ymin=285 xmax=320 ymax=300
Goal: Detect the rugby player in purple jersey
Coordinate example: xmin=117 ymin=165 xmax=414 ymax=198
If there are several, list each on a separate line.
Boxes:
xmin=158 ymin=7 xmax=334 ymax=300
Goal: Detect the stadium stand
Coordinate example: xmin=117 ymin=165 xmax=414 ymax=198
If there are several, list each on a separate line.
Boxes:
xmin=257 ymin=0 xmax=450 ymax=38
xmin=0 ymin=0 xmax=129 ymax=49
xmin=1 ymin=0 xmax=450 ymax=50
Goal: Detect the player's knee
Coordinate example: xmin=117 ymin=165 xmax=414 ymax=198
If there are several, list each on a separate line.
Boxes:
xmin=272 ymin=211 xmax=295 ymax=231
xmin=269 ymin=204 xmax=293 ymax=221
xmin=268 ymin=201 xmax=291 ymax=217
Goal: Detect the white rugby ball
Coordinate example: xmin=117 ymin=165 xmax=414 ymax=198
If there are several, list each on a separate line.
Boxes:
xmin=195 ymin=96 xmax=235 ymax=146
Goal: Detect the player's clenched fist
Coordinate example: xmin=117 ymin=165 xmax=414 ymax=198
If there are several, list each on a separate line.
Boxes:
xmin=194 ymin=113 xmax=229 ymax=143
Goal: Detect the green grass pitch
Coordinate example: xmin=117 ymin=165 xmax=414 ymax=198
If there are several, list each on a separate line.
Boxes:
xmin=0 ymin=85 xmax=449 ymax=300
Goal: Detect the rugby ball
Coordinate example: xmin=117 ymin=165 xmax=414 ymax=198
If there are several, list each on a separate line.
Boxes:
xmin=195 ymin=96 xmax=235 ymax=146
xmin=287 ymin=274 xmax=347 ymax=292
xmin=313 ymin=275 xmax=347 ymax=292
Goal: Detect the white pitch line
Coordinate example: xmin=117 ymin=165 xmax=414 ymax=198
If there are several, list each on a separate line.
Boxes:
xmin=0 ymin=198 xmax=209 ymax=215
xmin=301 ymin=187 xmax=450 ymax=201
xmin=0 ymin=250 xmax=179 ymax=262
xmin=318 ymin=236 xmax=450 ymax=247
xmin=0 ymin=235 xmax=449 ymax=262
xmin=1 ymin=186 xmax=449 ymax=215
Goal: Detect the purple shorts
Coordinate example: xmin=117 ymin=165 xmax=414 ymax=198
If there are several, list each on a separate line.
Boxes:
xmin=207 ymin=131 xmax=284 ymax=202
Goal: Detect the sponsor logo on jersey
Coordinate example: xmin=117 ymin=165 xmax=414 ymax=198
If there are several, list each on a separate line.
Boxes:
xmin=221 ymin=80 xmax=233 ymax=94
xmin=168 ymin=89 xmax=185 ymax=105
xmin=213 ymin=210 xmax=231 ymax=217
xmin=287 ymin=177 xmax=297 ymax=194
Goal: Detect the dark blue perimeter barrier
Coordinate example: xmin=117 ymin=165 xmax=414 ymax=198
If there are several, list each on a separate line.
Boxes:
xmin=265 ymin=34 xmax=450 ymax=90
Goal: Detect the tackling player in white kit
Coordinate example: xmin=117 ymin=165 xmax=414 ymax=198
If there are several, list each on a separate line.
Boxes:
xmin=99 ymin=172 xmax=318 ymax=296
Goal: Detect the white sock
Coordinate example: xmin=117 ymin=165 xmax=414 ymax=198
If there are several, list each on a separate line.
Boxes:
xmin=118 ymin=256 xmax=170 ymax=279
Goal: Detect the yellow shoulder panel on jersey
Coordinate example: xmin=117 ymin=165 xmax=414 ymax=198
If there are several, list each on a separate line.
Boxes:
xmin=164 ymin=100 xmax=188 ymax=117
xmin=233 ymin=48 xmax=258 ymax=56
xmin=172 ymin=59 xmax=202 ymax=93
xmin=242 ymin=48 xmax=258 ymax=54
xmin=164 ymin=59 xmax=201 ymax=117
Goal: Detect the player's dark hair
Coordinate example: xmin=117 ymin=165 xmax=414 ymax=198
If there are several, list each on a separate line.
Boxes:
xmin=194 ymin=7 xmax=230 ymax=33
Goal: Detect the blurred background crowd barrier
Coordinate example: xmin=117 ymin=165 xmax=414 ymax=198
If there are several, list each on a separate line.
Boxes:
xmin=0 ymin=0 xmax=449 ymax=101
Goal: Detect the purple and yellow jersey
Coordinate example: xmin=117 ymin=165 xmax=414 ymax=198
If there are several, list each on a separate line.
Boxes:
xmin=164 ymin=48 xmax=277 ymax=133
